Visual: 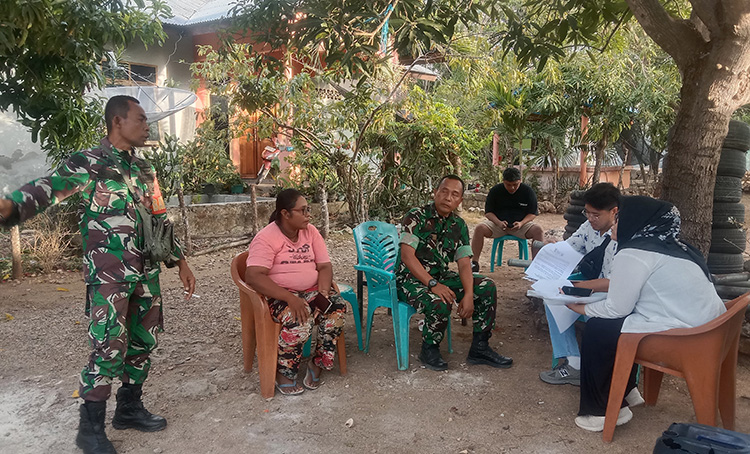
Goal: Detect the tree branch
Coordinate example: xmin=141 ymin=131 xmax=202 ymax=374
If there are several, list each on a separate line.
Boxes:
xmin=689 ymin=0 xmax=719 ymax=39
xmin=625 ymin=0 xmax=706 ymax=70
xmin=259 ymin=107 xmax=335 ymax=157
xmin=353 ymin=0 xmax=400 ymax=46
xmin=352 ymin=53 xmax=427 ymax=164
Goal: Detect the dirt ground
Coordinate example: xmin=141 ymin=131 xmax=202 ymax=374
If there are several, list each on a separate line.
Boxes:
xmin=2 ymin=211 xmax=750 ymax=454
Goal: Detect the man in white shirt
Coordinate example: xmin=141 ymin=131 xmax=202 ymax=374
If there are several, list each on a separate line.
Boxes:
xmin=538 ymin=183 xmax=619 ymax=385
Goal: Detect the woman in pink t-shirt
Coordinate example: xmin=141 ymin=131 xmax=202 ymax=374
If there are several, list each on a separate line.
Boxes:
xmin=245 ymin=189 xmax=346 ymax=395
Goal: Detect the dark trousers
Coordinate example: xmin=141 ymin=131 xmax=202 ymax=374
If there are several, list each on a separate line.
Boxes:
xmin=579 ymin=317 xmax=638 ymax=416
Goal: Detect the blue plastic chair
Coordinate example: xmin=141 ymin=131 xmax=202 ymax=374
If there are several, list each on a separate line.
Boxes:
xmin=490 ymin=235 xmax=529 ymax=272
xmin=302 ymin=283 xmax=363 ymax=357
xmin=353 ymin=221 xmax=452 ymax=370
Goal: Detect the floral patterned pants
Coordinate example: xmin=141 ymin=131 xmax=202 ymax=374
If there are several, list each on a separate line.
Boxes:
xmin=267 ymin=290 xmax=346 ymax=380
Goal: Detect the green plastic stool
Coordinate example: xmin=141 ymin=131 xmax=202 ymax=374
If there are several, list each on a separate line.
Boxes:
xmin=490 ymin=235 xmax=529 ymax=272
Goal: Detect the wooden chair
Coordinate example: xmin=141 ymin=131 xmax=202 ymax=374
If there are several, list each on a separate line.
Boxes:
xmin=230 ymin=251 xmax=347 ymax=399
xmin=602 ymin=292 xmax=750 ymax=442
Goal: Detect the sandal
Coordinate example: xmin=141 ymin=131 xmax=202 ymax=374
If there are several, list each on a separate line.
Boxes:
xmin=303 ymin=366 xmax=321 ymax=390
xmin=275 ymin=380 xmax=304 ymax=396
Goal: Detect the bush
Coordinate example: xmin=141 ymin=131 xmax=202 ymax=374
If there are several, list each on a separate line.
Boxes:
xmin=143 ymin=135 xmax=184 ymax=202
xmin=181 ymin=119 xmax=243 ymax=194
xmin=21 ymin=209 xmax=78 ymax=274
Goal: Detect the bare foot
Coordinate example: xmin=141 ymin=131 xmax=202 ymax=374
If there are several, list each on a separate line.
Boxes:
xmin=276 ymin=373 xmax=304 ymax=395
xmin=303 ymin=363 xmax=323 ymax=390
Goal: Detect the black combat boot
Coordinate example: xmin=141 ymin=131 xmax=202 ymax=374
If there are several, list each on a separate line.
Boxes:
xmin=467 ymin=331 xmax=513 ymax=369
xmin=418 ymin=342 xmax=448 ymax=371
xmin=112 ymin=384 xmax=167 ymax=432
xmin=76 ymin=400 xmax=117 ymax=454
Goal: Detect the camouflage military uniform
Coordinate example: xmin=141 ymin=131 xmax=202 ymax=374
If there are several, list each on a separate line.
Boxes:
xmin=2 ymin=137 xmax=183 ymax=401
xmin=396 ymin=203 xmax=498 ymax=345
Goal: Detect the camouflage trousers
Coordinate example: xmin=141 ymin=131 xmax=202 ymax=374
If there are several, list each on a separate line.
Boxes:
xmin=79 ymin=277 xmax=163 ymax=401
xmin=268 ymin=290 xmax=346 ymax=380
xmin=397 ymin=271 xmax=497 ymax=345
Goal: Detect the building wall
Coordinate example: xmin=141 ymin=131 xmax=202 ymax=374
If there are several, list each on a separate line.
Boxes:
xmin=121 ymin=26 xmax=198 ymax=143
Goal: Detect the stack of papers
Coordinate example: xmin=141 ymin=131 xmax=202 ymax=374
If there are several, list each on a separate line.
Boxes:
xmin=523 ymin=241 xmax=608 ymax=332
xmin=525 ymin=241 xmax=583 ymax=281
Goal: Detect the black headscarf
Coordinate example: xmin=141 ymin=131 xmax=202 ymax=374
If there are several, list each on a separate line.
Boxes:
xmin=616 ymin=196 xmax=712 ymax=280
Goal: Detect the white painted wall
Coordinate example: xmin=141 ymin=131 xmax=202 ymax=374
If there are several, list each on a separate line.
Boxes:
xmin=121 ymin=26 xmax=198 ymax=143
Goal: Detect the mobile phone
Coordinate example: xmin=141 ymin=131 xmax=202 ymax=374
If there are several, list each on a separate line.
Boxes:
xmin=310 ymin=293 xmax=333 ymax=314
xmin=561 ymin=286 xmax=594 ymax=297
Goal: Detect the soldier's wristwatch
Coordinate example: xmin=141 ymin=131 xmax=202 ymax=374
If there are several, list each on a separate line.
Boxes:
xmin=427 ymin=278 xmax=438 ymax=289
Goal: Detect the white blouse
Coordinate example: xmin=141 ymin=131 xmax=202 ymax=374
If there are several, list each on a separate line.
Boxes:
xmin=584 ymin=248 xmax=726 ymax=333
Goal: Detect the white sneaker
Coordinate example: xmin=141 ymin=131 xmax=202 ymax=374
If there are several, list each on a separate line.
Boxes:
xmin=625 ymin=386 xmax=646 ymax=407
xmin=625 ymin=387 xmax=645 ymax=407
xmin=574 ymin=407 xmax=633 ymax=432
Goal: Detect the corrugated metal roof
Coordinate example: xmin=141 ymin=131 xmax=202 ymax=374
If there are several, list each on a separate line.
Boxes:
xmin=161 ymin=0 xmax=236 ymax=26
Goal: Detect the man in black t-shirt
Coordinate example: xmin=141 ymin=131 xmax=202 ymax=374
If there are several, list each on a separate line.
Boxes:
xmin=471 ymin=167 xmax=543 ymax=272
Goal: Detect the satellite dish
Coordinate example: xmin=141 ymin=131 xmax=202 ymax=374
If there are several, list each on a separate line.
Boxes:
xmin=92 ymin=86 xmax=198 ymax=123
xmin=0 ymin=110 xmax=49 ymax=196
xmin=1 ymin=86 xmax=198 ymax=195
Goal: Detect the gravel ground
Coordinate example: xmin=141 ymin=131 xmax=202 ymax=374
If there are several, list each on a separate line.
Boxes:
xmin=1 ymin=211 xmax=750 ymax=454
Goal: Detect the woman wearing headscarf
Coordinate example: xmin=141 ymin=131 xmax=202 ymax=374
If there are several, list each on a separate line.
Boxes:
xmin=567 ymin=195 xmax=725 ymax=432
xmin=245 ymin=189 xmax=346 ymax=396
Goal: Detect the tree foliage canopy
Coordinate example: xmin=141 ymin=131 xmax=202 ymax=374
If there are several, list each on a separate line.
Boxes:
xmin=0 ymin=0 xmax=170 ymax=162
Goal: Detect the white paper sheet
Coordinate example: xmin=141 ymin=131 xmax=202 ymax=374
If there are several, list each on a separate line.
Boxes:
xmin=528 ymin=283 xmax=607 ymax=333
xmin=546 ymin=304 xmax=582 ymax=333
xmin=524 ymin=241 xmax=583 ymax=281
xmin=531 ymin=279 xmax=572 ymax=298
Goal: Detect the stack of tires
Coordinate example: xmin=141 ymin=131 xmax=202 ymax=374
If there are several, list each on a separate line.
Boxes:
xmin=563 ymin=190 xmax=587 ymax=240
xmin=708 ymin=120 xmax=750 ymax=275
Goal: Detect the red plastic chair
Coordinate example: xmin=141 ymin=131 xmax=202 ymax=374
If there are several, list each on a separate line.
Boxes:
xmin=230 ymin=251 xmax=346 ymax=399
xmin=603 ymin=292 xmax=750 ymax=442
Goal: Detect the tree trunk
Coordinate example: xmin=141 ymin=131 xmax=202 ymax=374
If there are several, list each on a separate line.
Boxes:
xmin=626 ymin=0 xmax=750 ymax=256
xmin=618 ymin=144 xmax=631 ymax=190
xmin=339 ymin=160 xmax=366 ymax=225
xmin=176 ymin=184 xmax=192 ymax=256
xmin=518 ymin=134 xmax=525 ymax=178
xmin=249 ymin=184 xmax=259 ymax=235
xmin=318 ymin=182 xmax=330 ymax=239
xmin=661 ymin=67 xmax=739 ymax=255
xmin=11 ymin=225 xmax=22 ymax=280
xmin=591 ymin=129 xmax=609 ymax=185
xmin=548 ymin=140 xmax=558 ymax=207
xmin=640 ymin=161 xmax=650 ymax=193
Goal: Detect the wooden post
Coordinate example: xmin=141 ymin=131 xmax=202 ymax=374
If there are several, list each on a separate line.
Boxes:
xmin=249 ymin=184 xmax=259 ymax=236
xmin=580 ymin=115 xmax=590 ymax=187
xmin=176 ymin=184 xmax=192 ymax=256
xmin=11 ymin=225 xmax=22 ymax=280
xmin=492 ymin=133 xmax=500 ymax=166
xmin=319 ymin=183 xmax=329 ymax=239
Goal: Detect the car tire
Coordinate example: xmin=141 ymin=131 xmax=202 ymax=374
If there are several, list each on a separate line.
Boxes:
xmin=714 ymin=176 xmax=742 ymax=203
xmin=563 ymin=212 xmax=587 ymax=225
xmin=569 ymin=190 xmax=586 ymax=202
xmin=707 ymin=252 xmax=745 ymax=274
xmin=723 ymin=120 xmax=750 ymax=151
xmin=712 ymin=203 xmax=746 ymax=229
xmin=710 ymin=227 xmax=747 ymax=254
xmin=717 ymin=148 xmax=747 ymax=178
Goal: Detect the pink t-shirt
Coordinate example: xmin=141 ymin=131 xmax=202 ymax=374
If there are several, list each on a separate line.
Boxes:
xmin=246 ymin=222 xmax=331 ymax=291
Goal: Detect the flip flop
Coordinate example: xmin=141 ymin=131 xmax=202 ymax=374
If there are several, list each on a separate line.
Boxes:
xmin=275 ymin=380 xmax=304 ymax=396
xmin=303 ymin=366 xmax=321 ymax=390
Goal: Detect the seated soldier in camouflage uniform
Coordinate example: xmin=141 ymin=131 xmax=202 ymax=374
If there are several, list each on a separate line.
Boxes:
xmin=0 ymin=96 xmax=196 ymax=454
xmin=397 ymin=174 xmax=513 ymax=371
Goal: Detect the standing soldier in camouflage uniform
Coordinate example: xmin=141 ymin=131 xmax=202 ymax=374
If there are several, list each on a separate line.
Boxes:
xmin=0 ymin=96 xmax=196 ymax=454
xmin=397 ymin=174 xmax=513 ymax=371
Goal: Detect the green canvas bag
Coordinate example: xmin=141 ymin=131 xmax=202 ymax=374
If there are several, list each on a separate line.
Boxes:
xmin=104 ymin=147 xmax=175 ymax=264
